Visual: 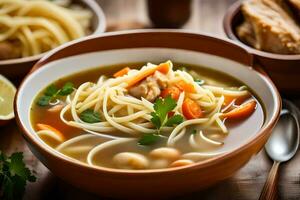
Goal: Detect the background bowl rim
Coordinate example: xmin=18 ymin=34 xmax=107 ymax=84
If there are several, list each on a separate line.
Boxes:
xmin=0 ymin=0 xmax=106 ymax=66
xmin=15 ymin=30 xmax=282 ymax=175
xmin=223 ymin=0 xmax=300 ymax=60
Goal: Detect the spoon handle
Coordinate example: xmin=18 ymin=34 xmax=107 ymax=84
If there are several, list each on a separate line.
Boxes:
xmin=259 ymin=161 xmax=280 ymax=200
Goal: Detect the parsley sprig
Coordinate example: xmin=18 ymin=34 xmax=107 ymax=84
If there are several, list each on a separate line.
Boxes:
xmin=0 ymin=152 xmax=36 ymax=200
xmin=37 ymin=82 xmax=74 ymax=106
xmin=79 ymin=109 xmax=101 ymax=123
xmin=138 ymin=96 xmax=183 ymax=146
xmin=150 ymin=96 xmax=183 ymax=130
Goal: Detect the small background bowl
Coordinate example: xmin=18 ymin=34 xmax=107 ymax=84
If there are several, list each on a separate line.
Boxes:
xmin=15 ymin=30 xmax=281 ymax=199
xmin=223 ymin=1 xmax=300 ymax=95
xmin=0 ymin=0 xmax=106 ymax=79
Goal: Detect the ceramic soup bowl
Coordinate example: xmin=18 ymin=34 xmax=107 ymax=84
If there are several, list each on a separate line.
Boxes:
xmin=15 ymin=30 xmax=281 ymax=199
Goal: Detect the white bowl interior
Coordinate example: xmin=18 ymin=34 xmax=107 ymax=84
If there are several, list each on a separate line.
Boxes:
xmin=17 ymin=48 xmax=280 ymax=161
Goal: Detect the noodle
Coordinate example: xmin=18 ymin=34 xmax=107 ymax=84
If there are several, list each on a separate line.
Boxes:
xmin=0 ymin=0 xmax=92 ymax=58
xmin=32 ymin=61 xmax=259 ymax=170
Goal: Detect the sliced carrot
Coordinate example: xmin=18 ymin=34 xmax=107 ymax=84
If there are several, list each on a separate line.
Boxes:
xmin=182 ymin=98 xmax=203 ymax=120
xmin=175 ymin=80 xmax=196 ymax=93
xmin=222 ymin=100 xmax=257 ymax=119
xmin=161 ymin=86 xmax=181 ymax=100
xmin=113 ymin=67 xmax=131 ymax=78
xmin=157 ymin=63 xmax=170 ymax=74
xmin=223 ymin=94 xmax=250 ymax=107
xmin=223 ymin=95 xmax=236 ymax=107
xmin=126 ymin=62 xmax=169 ymax=88
xmin=36 ymin=123 xmax=65 ymax=141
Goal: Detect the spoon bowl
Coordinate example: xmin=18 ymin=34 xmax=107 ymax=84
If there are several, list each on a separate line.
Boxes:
xmin=265 ymin=110 xmax=299 ymax=162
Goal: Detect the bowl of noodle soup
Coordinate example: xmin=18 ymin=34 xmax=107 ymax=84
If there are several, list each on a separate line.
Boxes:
xmin=0 ymin=0 xmax=106 ymax=78
xmin=15 ymin=30 xmax=281 ymax=198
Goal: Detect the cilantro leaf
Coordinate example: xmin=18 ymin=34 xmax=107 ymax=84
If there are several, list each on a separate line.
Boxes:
xmin=9 ymin=153 xmax=36 ymax=182
xmin=195 ymin=79 xmax=205 ymax=86
xmin=79 ymin=109 xmax=101 ymax=123
xmin=58 ymin=82 xmax=74 ymax=96
xmin=138 ymin=133 xmax=160 ymax=145
xmin=150 ymin=112 xmax=161 ymax=129
xmin=37 ymin=82 xmax=74 ymax=107
xmin=44 ymin=84 xmax=59 ymax=96
xmin=165 ymin=114 xmax=183 ymax=127
xmin=191 ymin=129 xmax=197 ymax=135
xmin=153 ymin=96 xmax=177 ymax=126
xmin=0 ymin=151 xmax=36 ymax=200
xmin=145 ymin=96 xmax=184 ymax=146
xmin=36 ymin=95 xmax=51 ymax=106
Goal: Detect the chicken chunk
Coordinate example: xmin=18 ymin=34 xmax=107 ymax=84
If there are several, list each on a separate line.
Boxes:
xmin=128 ymin=71 xmax=168 ymax=102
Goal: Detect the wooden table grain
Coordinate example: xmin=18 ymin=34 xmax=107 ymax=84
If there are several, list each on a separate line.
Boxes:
xmin=1 ymin=0 xmax=300 ymax=199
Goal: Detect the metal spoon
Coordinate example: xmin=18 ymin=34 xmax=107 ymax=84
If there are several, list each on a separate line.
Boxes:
xmin=259 ymin=100 xmax=300 ymax=200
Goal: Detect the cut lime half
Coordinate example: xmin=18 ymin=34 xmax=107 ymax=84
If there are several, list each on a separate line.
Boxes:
xmin=0 ymin=75 xmax=16 ymax=121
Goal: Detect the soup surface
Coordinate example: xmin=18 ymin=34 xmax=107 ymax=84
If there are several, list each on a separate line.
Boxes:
xmin=31 ymin=61 xmax=264 ymax=170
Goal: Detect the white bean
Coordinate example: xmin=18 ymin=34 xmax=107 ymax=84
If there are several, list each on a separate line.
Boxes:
xmin=113 ymin=152 xmax=149 ymax=170
xmin=150 ymin=159 xmax=170 ymax=169
xmin=170 ymin=159 xmax=194 ymax=168
xmin=149 ymin=147 xmax=181 ymax=161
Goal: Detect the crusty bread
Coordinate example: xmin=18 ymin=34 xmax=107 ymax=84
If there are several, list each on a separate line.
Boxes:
xmin=237 ymin=0 xmax=300 ymax=54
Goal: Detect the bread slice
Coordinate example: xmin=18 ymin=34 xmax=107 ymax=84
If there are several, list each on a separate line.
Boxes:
xmin=237 ymin=0 xmax=300 ymax=54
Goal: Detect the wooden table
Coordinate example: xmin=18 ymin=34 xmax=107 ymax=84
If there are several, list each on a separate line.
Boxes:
xmin=1 ymin=0 xmax=300 ymax=199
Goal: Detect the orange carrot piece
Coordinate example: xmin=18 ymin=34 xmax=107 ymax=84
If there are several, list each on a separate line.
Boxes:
xmin=223 ymin=96 xmax=236 ymax=107
xmin=36 ymin=123 xmax=65 ymax=141
xmin=113 ymin=67 xmax=131 ymax=78
xmin=223 ymin=94 xmax=250 ymax=107
xmin=157 ymin=63 xmax=170 ymax=74
xmin=175 ymin=80 xmax=196 ymax=93
xmin=182 ymin=98 xmax=203 ymax=120
xmin=126 ymin=62 xmax=169 ymax=88
xmin=222 ymin=100 xmax=257 ymax=119
xmin=161 ymin=86 xmax=181 ymax=100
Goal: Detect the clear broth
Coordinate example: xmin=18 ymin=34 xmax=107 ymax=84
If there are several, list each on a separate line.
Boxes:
xmin=31 ymin=63 xmax=264 ymax=169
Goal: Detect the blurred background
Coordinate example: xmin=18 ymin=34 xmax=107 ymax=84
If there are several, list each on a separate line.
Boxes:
xmin=97 ymin=0 xmax=236 ymax=36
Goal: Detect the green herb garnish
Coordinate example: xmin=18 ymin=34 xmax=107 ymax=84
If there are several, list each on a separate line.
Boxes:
xmin=0 ymin=152 xmax=36 ymax=200
xmin=165 ymin=114 xmax=184 ymax=127
xmin=44 ymin=84 xmax=59 ymax=96
xmin=140 ymin=96 xmax=183 ymax=146
xmin=191 ymin=129 xmax=197 ymax=135
xmin=194 ymin=79 xmax=205 ymax=86
xmin=37 ymin=82 xmax=74 ymax=106
xmin=151 ymin=96 xmax=183 ymax=130
xmin=58 ymin=82 xmax=74 ymax=96
xmin=79 ymin=109 xmax=101 ymax=123
xmin=36 ymin=96 xmax=51 ymax=106
xmin=138 ymin=133 xmax=160 ymax=145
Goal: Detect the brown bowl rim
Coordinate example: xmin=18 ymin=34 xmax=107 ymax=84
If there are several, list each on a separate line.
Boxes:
xmin=0 ymin=0 xmax=106 ymax=66
xmin=223 ymin=0 xmax=300 ymax=60
xmin=14 ymin=29 xmax=282 ymax=176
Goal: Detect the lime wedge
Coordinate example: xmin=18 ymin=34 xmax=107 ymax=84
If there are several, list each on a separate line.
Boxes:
xmin=0 ymin=75 xmax=16 ymax=121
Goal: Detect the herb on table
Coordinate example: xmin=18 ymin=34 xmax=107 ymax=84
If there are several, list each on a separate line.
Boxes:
xmin=37 ymin=82 xmax=74 ymax=106
xmin=79 ymin=109 xmax=101 ymax=123
xmin=139 ymin=96 xmax=184 ymax=146
xmin=0 ymin=152 xmax=36 ymax=200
